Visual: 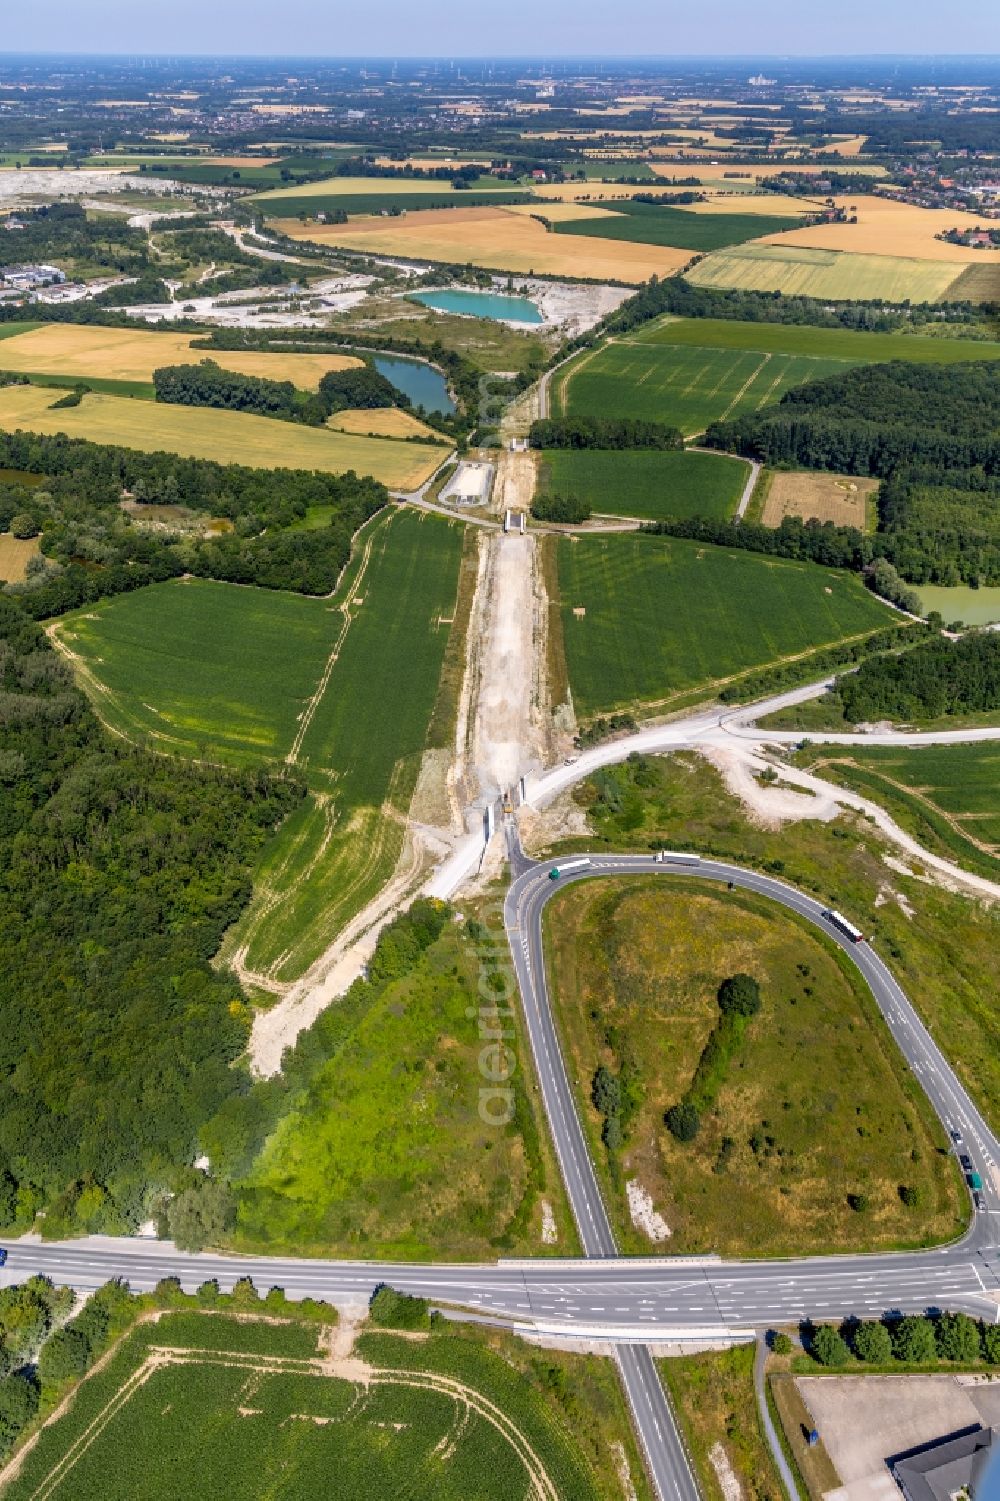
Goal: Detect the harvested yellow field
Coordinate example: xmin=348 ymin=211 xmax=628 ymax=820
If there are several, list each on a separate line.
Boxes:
xmin=762 ymin=471 xmax=878 ymax=529
xmin=327 ymin=407 xmax=446 ymax=440
xmin=761 ymin=195 xmax=1000 ymax=263
xmin=251 ymin=173 xmax=511 ymax=203
xmin=0 ymin=534 xmax=40 ymax=583
xmin=503 ymin=200 xmax=622 ymax=221
xmin=684 ymin=192 xmax=815 ymax=216
xmin=687 ymin=243 xmax=965 ymax=303
xmin=532 ymin=181 xmax=646 ymax=201
xmin=0 ymin=324 xmax=362 ymax=390
xmin=0 ymin=386 xmax=449 ymax=489
xmin=649 ymin=159 xmax=887 ymax=180
xmin=273 ymin=206 xmax=691 ymax=283
xmin=816 ymin=135 xmax=868 ymax=156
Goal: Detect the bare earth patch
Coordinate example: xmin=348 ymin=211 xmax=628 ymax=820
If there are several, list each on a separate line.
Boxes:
xmin=708 ymin=1441 xmax=744 ymax=1501
xmin=0 ymin=534 xmax=40 ymax=583
xmin=626 ymin=1180 xmax=672 ymax=1243
xmin=762 ymin=471 xmax=878 ymax=530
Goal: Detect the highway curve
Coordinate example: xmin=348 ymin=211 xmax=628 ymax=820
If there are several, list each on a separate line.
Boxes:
xmin=504 ymin=847 xmax=1000 ymax=1498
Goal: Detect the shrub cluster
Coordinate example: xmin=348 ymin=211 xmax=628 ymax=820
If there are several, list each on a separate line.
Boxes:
xmin=665 ymin=975 xmax=762 ymax=1143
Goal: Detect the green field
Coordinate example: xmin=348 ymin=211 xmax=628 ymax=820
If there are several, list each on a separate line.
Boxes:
xmin=57 ymin=509 xmax=465 ymax=982
xmin=553 ymin=201 xmax=801 ymax=250
xmin=538 ymin=448 xmax=748 ymax=522
xmin=798 ymin=743 xmax=1000 ymax=881
xmin=234 ymin=915 xmax=562 ymax=1258
xmin=3 ymin=1312 xmax=622 ymax=1501
xmin=633 ymin=315 xmax=1000 ymax=365
xmin=555 ymin=533 xmax=895 ymax=717
xmin=544 ymin=878 xmax=959 ymax=1256
xmin=558 ymin=340 xmax=849 ymax=436
xmin=686 ymin=243 xmax=969 ymax=303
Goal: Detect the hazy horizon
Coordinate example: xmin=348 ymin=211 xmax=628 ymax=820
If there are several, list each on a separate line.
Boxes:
xmin=2 ymin=0 xmax=998 ymax=61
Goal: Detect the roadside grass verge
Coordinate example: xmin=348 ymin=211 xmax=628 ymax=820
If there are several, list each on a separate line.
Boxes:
xmin=234 ymin=919 xmax=542 ymax=1258
xmin=659 ymin=1344 xmax=784 ymax=1501
xmin=542 ymin=875 xmax=960 ymax=1257
xmin=554 ymin=532 xmax=895 ymax=720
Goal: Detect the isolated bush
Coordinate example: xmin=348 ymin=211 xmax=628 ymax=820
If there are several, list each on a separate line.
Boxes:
xmin=9 ymin=514 xmax=38 ymax=540
xmin=898 ymin=1184 xmax=921 ymax=1208
xmin=38 ymin=1326 xmax=89 ymax=1384
xmin=717 ymin=974 xmax=761 ymax=1018
xmin=0 ymin=1372 xmax=39 ymax=1454
xmin=665 ymin=1102 xmax=700 ymax=1143
xmin=770 ymin=1331 xmax=793 ymax=1356
xmin=166 ymin=1179 xmax=236 ymax=1253
xmin=847 ymin=1192 xmax=870 ymax=1213
xmin=369 ymin=1285 xmax=430 ymax=1331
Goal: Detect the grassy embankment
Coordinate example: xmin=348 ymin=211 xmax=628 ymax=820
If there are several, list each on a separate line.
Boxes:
xmin=549 ymin=751 xmax=1000 ymax=1169
xmin=661 ymin=1345 xmax=784 ymax=1501
xmin=794 ymin=743 xmax=1000 ymax=883
xmin=543 ymin=877 xmax=960 ymax=1257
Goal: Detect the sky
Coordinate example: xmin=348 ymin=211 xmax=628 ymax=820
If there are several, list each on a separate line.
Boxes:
xmin=3 ymin=0 xmax=999 ymax=60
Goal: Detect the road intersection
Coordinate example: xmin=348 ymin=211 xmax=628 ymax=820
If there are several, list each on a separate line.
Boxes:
xmin=6 ymin=846 xmax=999 ymax=1498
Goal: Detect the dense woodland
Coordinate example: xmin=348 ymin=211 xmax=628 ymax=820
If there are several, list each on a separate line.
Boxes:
xmin=153 ymin=360 xmax=405 ymax=427
xmin=706 ymin=362 xmax=1000 ymax=586
xmin=0 ymin=202 xmax=152 ymax=276
xmin=0 ymin=428 xmax=387 ymax=616
xmin=0 ymin=598 xmax=301 ymax=1232
xmin=529 ymin=416 xmax=682 ymax=450
xmin=832 ymin=631 xmax=1000 ymax=722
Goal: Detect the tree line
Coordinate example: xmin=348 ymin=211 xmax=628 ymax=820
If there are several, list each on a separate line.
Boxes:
xmin=529 ymin=416 xmax=682 ymax=450
xmin=801 ymin=1309 xmax=1000 ymax=1370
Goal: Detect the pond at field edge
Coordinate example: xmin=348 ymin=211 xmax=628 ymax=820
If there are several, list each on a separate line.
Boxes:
xmin=372 ymin=355 xmax=455 ymax=416
xmin=409 ymin=289 xmax=544 ymax=325
xmin=915 ymin=585 xmax=1000 ymax=627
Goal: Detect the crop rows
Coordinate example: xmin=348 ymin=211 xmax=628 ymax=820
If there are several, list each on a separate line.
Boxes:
xmin=556 ymin=532 xmax=894 ymax=717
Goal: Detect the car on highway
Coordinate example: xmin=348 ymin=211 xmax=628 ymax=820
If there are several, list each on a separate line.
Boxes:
xmin=960 ymin=1153 xmax=973 ymax=1172
xmin=0 ymin=1248 xmax=7 ymax=1267
xmin=974 ymin=1191 xmax=986 ymax=1212
xmin=951 ymin=1128 xmax=964 ymax=1145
